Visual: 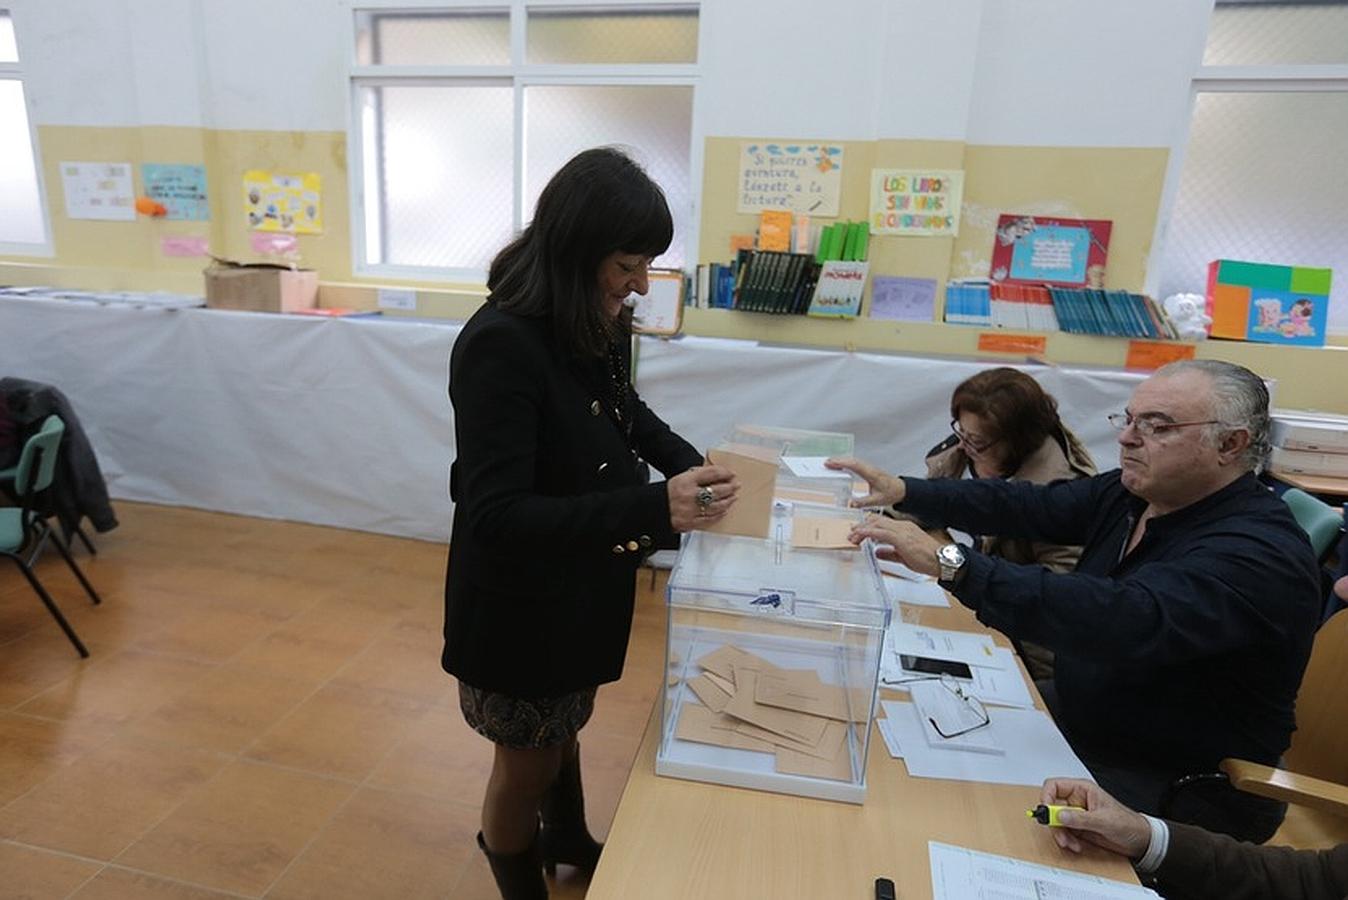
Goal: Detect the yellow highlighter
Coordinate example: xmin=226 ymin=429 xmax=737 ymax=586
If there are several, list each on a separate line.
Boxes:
xmin=1026 ymin=804 xmax=1083 ymax=827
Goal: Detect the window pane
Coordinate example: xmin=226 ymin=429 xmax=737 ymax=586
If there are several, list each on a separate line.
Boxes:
xmin=524 ymin=85 xmax=692 ymax=268
xmin=527 ymin=7 xmax=698 ymax=64
xmin=1205 ymin=2 xmax=1348 ymax=66
xmin=355 ymin=9 xmax=509 ymax=65
xmin=0 ymin=11 xmax=17 ymax=62
xmin=362 ymin=84 xmax=514 ymax=271
xmin=1156 ymin=91 xmax=1348 ymax=334
xmin=0 ymin=79 xmax=45 ymax=246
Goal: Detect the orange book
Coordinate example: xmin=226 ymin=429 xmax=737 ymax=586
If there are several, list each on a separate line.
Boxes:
xmin=758 ymin=210 xmax=793 ymax=252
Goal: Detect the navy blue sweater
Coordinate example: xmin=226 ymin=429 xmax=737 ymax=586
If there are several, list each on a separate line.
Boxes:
xmin=901 ymin=470 xmax=1320 ymax=775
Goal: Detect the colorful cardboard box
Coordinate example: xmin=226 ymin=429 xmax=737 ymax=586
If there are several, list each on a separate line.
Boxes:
xmin=1205 ymin=259 xmax=1331 ymax=347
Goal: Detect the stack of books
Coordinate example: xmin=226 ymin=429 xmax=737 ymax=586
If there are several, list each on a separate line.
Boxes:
xmin=943 ymin=281 xmax=1177 ymax=339
xmin=1270 ymin=411 xmax=1348 ymax=480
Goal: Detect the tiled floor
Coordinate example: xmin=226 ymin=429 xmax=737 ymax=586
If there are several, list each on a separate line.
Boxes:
xmin=0 ymin=502 xmax=666 ymax=899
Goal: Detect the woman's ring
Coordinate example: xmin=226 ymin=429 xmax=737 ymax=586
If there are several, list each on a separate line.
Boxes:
xmin=696 ymin=485 xmax=715 ymax=511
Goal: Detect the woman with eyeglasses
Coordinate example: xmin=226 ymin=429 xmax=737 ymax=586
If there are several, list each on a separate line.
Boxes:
xmin=920 ymin=367 xmax=1095 ymax=679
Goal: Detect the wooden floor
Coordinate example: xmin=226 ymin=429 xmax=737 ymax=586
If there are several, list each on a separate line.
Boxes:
xmin=0 ymin=502 xmax=668 ymax=899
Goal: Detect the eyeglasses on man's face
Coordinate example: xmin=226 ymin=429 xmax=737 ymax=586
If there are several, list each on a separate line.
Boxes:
xmin=1107 ymin=412 xmax=1221 ymax=440
xmin=950 ymin=419 xmax=997 ymax=455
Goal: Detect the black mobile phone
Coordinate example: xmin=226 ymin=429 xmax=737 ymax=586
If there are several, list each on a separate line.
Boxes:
xmin=900 ymin=654 xmax=973 ymax=680
xmin=875 ymin=876 xmax=897 ymax=900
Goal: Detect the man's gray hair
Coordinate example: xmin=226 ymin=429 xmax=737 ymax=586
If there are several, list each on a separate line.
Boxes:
xmin=1155 ymin=359 xmax=1271 ymax=471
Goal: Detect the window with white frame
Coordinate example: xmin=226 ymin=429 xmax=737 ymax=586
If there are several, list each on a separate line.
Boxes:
xmin=1154 ymin=0 xmax=1348 ymax=335
xmin=348 ymin=2 xmax=699 ymax=280
xmin=0 ymin=8 xmax=51 ymax=254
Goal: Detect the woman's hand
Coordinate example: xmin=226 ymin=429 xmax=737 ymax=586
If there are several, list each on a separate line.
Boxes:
xmin=668 ymin=465 xmax=739 ymax=532
xmin=848 ymin=515 xmax=941 ymax=577
xmin=825 ymin=456 xmax=905 ymax=508
xmin=1039 ymin=778 xmax=1152 ymax=859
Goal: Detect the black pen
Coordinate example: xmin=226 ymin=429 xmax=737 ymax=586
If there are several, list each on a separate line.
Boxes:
xmin=875 ymin=876 xmax=896 ymax=900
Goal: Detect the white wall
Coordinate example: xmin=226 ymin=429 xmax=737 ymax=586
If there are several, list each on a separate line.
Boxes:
xmin=12 ymin=0 xmax=1211 ymax=151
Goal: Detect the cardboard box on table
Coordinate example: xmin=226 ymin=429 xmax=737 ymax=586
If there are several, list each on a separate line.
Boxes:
xmin=204 ymin=260 xmax=318 ymax=313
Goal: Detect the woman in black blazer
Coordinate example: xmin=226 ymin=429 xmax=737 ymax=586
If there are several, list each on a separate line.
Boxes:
xmin=444 ymin=147 xmax=738 ymax=900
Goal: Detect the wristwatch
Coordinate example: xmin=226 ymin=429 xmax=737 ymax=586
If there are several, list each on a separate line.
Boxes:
xmin=936 ymin=542 xmax=968 ymax=586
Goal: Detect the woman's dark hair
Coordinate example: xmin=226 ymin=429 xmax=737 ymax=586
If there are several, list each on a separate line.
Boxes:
xmin=487 ymin=147 xmax=673 ymax=357
xmin=950 ymin=367 xmax=1063 ymax=473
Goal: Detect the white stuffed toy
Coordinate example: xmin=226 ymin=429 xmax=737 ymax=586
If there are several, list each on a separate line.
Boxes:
xmin=1162 ymin=293 xmax=1212 ymax=341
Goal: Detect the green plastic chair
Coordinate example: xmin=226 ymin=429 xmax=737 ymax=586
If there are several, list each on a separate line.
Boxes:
xmin=1282 ymin=487 xmax=1344 ymax=563
xmin=1 ymin=415 xmax=101 ymax=657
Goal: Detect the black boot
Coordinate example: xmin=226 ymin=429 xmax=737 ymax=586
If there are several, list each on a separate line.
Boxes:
xmin=539 ymin=746 xmax=604 ymax=875
xmin=477 ymin=830 xmax=548 ymax=900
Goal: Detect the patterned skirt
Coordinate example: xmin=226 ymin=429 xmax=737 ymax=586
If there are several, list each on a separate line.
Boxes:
xmin=458 ymin=682 xmax=598 ymax=749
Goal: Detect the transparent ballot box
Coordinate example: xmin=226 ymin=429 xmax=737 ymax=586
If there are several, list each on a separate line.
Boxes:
xmin=657 ymin=506 xmax=889 ymax=803
xmin=722 ymin=424 xmax=856 ymax=507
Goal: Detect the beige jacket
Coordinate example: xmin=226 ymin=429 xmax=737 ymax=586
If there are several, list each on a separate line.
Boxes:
xmin=924 ymin=424 xmax=1097 ymax=572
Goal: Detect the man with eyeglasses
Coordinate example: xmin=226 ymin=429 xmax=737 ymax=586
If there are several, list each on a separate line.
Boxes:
xmin=830 ymin=360 xmax=1320 ymax=844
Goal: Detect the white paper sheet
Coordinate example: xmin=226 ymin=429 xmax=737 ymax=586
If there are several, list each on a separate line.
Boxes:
xmin=884 ymin=575 xmax=950 ymax=608
xmin=781 ymin=455 xmax=853 ymax=478
xmin=880 ymin=700 xmax=1092 ymax=786
xmin=877 ymin=558 xmax=929 ymax=581
xmin=908 ymin=680 xmax=1004 ymax=755
xmin=890 ymin=624 xmax=1002 ymax=669
xmin=929 ymin=842 xmax=1160 ymax=899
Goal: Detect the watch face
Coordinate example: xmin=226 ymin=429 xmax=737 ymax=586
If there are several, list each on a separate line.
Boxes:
xmin=939 ymin=544 xmax=965 ymax=567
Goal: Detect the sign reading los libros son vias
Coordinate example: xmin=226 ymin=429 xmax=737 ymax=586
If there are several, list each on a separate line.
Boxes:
xmin=869 ymin=169 xmax=964 ymax=237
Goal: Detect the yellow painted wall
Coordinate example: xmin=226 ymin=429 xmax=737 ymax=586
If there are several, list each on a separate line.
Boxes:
xmin=2 ymin=125 xmax=1345 ymax=413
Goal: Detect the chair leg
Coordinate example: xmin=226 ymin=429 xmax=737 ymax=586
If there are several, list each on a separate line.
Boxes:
xmin=75 ymin=523 xmax=97 ymax=556
xmin=47 ymin=529 xmax=102 ymax=606
xmin=10 ymin=557 xmax=89 ymax=658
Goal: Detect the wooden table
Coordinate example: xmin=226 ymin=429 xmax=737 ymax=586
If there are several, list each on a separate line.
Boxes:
xmin=1273 ymin=470 xmax=1348 ymax=501
xmin=587 ymin=599 xmax=1140 ymax=899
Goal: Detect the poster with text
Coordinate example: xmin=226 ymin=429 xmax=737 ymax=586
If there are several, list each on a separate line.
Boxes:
xmin=142 ymin=163 xmax=210 ymax=221
xmin=869 ymin=169 xmax=963 ymax=237
xmin=989 ymin=215 xmax=1111 ymax=287
xmin=243 ymin=169 xmax=322 ymax=234
xmin=738 ymin=142 xmax=843 ymax=217
xmin=60 ymin=161 xmax=135 ymax=221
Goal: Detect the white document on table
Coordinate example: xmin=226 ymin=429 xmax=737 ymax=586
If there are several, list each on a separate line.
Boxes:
xmin=908 ymin=680 xmax=1004 ymax=755
xmin=884 ymin=575 xmax=950 ymax=608
xmin=890 ymin=623 xmax=1002 ymax=669
xmin=876 ymin=715 xmax=904 ymax=758
xmin=929 ymin=842 xmax=1160 ymax=899
xmin=880 ymin=700 xmax=1092 ymax=786
xmin=781 ymin=456 xmax=852 ymax=478
xmin=877 ymin=558 xmax=928 ymax=582
xmin=880 ymin=646 xmax=1036 ymax=709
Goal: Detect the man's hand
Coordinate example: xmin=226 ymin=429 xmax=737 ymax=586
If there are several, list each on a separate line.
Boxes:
xmin=848 ymin=515 xmax=942 ymax=577
xmin=667 ymin=465 xmax=739 ymax=532
xmin=1040 ymin=778 xmax=1151 ymax=859
xmin=825 ymin=456 xmax=905 ymax=508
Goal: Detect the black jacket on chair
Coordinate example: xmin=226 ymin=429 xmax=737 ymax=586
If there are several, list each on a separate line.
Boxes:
xmin=0 ymin=377 xmax=118 ymax=539
xmin=442 ymin=303 xmax=702 ymax=698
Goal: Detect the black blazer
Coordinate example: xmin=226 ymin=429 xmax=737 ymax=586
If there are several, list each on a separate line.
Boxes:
xmin=442 ymin=303 xmax=702 ymax=697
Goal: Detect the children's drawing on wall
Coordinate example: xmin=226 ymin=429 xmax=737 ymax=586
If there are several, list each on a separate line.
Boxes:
xmin=242 ymin=170 xmax=323 ymax=234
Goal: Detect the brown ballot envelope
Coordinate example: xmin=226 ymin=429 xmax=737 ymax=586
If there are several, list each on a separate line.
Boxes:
xmin=695 ymin=645 xmax=783 ymax=683
xmin=775 ymin=733 xmax=853 ymax=780
xmin=703 ymin=447 xmax=779 ymax=539
xmin=754 ymin=669 xmax=870 ymax=723
xmin=790 ymin=514 xmax=857 ymax=550
xmin=722 ymin=668 xmax=829 ymax=748
xmin=676 ymin=703 xmax=777 ymax=753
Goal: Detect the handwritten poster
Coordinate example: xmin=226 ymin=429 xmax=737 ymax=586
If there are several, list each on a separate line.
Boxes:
xmin=142 ymin=163 xmax=209 ymax=220
xmin=869 ymin=169 xmax=964 ymax=236
xmin=243 ymin=169 xmax=323 ymax=234
xmin=738 ymin=142 xmax=843 ymax=217
xmin=869 ymin=276 xmax=937 ymax=322
xmin=60 ymin=161 xmax=135 ymax=221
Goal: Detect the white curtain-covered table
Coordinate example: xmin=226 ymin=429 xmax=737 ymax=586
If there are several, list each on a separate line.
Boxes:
xmin=0 ymin=298 xmax=1146 ymax=542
